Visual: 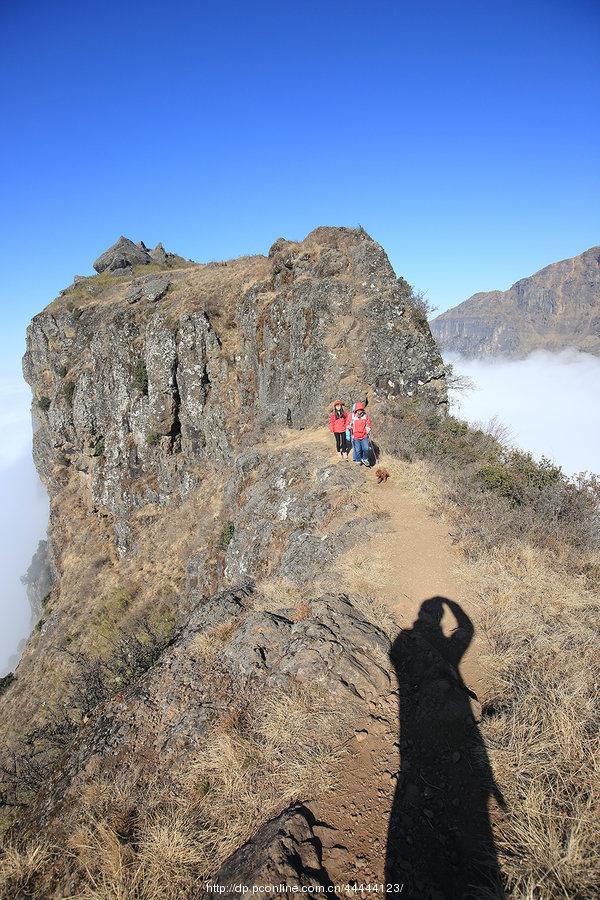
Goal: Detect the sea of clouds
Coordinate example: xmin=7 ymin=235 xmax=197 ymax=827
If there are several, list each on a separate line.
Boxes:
xmin=0 ymin=374 xmax=49 ymax=675
xmin=447 ymin=349 xmax=600 ymax=477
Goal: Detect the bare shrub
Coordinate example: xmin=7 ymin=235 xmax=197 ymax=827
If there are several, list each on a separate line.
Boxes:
xmin=379 ymin=402 xmax=600 ymax=563
xmin=399 ymin=283 xmax=437 ymax=325
xmin=444 ymin=361 xmax=476 ymax=394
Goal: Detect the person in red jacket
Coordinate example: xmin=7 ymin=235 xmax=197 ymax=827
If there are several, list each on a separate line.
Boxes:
xmin=349 ymin=402 xmax=372 ymax=466
xmin=329 ymin=400 xmax=350 ymax=459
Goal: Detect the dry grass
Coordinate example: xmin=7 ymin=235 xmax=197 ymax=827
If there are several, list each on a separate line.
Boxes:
xmin=69 ymin=809 xmax=207 ymax=900
xmin=464 ymin=545 xmax=600 ymax=898
xmin=1 ymin=686 xmax=351 ymax=898
xmin=0 ymin=843 xmax=56 ymax=899
xmin=342 ymin=590 xmax=398 ymax=637
xmin=160 ymin=254 xmax=270 ymax=332
xmin=0 ymin=461 xmax=224 ymax=749
xmin=183 ymin=685 xmax=350 ymax=866
xmin=253 ymin=576 xmax=315 ymax=613
xmin=389 ymin=449 xmax=600 ymax=898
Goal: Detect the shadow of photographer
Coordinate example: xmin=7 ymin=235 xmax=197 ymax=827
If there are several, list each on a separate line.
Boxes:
xmin=385 ymin=596 xmax=505 ymax=899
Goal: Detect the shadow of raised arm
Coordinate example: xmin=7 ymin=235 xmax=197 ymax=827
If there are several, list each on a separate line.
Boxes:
xmin=444 ymin=596 xmax=474 ymax=668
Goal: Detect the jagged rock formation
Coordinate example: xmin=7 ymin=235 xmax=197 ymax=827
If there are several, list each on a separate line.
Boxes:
xmin=431 ymin=245 xmax=600 ymax=357
xmin=92 ymin=236 xmax=188 ymax=274
xmin=23 ymin=226 xmax=446 ymax=555
xmin=21 ymin=586 xmax=393 ymax=851
xmin=213 ymin=805 xmax=334 ymax=890
xmin=1 ymin=227 xmax=447 ymax=896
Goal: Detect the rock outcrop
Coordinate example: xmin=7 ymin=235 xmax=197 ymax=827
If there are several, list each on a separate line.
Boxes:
xmin=213 ymin=805 xmax=333 ymax=890
xmin=431 ymin=244 xmax=600 ymax=357
xmin=23 ymin=226 xmax=446 ymax=554
xmin=125 ymin=273 xmax=171 ymax=304
xmin=0 ymin=227 xmax=446 ymax=896
xmin=93 ymin=236 xmax=189 ymax=274
xmin=22 ymin=586 xmax=393 ymax=841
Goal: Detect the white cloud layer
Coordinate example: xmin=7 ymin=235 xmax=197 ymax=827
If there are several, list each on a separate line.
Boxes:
xmin=447 ymin=349 xmax=600 ymax=477
xmin=0 ymin=376 xmax=36 ymax=467
xmin=0 ymin=376 xmax=48 ymax=674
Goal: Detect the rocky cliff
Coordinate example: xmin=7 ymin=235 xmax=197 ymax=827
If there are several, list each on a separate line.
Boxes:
xmin=0 ymin=227 xmax=448 ymax=896
xmin=23 ymin=226 xmax=446 ymax=557
xmin=431 ymin=245 xmax=600 ymax=357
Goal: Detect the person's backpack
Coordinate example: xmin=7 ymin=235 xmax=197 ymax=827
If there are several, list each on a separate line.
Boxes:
xmin=346 ymin=402 xmax=355 ymax=441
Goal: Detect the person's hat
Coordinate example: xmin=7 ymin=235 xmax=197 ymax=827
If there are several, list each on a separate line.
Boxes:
xmin=355 ymin=402 xmax=365 ymax=411
xmin=334 ymin=399 xmax=343 ymax=406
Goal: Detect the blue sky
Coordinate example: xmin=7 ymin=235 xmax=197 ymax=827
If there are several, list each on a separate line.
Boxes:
xmin=1 ymin=0 xmax=599 ymax=370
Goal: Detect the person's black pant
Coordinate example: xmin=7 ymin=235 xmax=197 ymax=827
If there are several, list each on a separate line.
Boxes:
xmin=334 ymin=432 xmax=348 ymax=453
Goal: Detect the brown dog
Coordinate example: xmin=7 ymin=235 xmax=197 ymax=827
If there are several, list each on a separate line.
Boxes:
xmin=375 ymin=467 xmax=389 ymax=484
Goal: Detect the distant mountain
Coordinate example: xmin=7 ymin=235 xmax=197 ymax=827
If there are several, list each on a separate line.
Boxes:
xmin=431 ymin=246 xmax=600 ymax=357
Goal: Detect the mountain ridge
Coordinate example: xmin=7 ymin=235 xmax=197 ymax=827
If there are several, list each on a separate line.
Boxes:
xmin=431 ymin=244 xmax=600 ymax=357
xmin=2 ymin=228 xmax=598 ymax=899
xmin=1 ymin=226 xmax=457 ymax=894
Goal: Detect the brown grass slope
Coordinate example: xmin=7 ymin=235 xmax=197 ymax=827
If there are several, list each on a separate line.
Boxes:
xmin=2 ymin=409 xmax=599 ymax=897
xmin=378 ymin=407 xmax=600 ymax=898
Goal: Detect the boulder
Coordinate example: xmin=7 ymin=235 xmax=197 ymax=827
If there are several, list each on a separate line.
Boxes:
xmin=93 ymin=236 xmax=153 ymax=274
xmin=143 ymin=274 xmax=170 ymax=302
xmin=212 ymin=805 xmax=333 ymax=889
xmin=125 ymin=274 xmax=171 ymax=304
xmin=150 ymin=242 xmax=168 ymax=264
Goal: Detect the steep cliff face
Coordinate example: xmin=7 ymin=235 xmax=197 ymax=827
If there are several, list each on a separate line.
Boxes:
xmin=23 ymin=226 xmax=445 ymax=555
xmin=431 ymin=245 xmax=600 ymax=357
xmin=0 ymin=227 xmax=446 ymax=895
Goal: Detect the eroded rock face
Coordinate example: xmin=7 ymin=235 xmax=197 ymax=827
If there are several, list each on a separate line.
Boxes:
xmin=213 ymin=805 xmax=333 ymax=890
xmin=241 ymin=227 xmax=446 ymax=425
xmin=431 ymin=244 xmax=600 ymax=357
xmin=221 ymin=446 xmax=371 ymax=583
xmin=23 ymin=227 xmax=445 ymax=554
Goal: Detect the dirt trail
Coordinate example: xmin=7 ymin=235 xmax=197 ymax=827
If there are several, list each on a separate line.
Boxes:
xmin=276 ymin=426 xmax=485 ymax=685
xmin=277 ymin=428 xmax=491 ymax=894
xmin=337 ymin=455 xmax=484 ymax=691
